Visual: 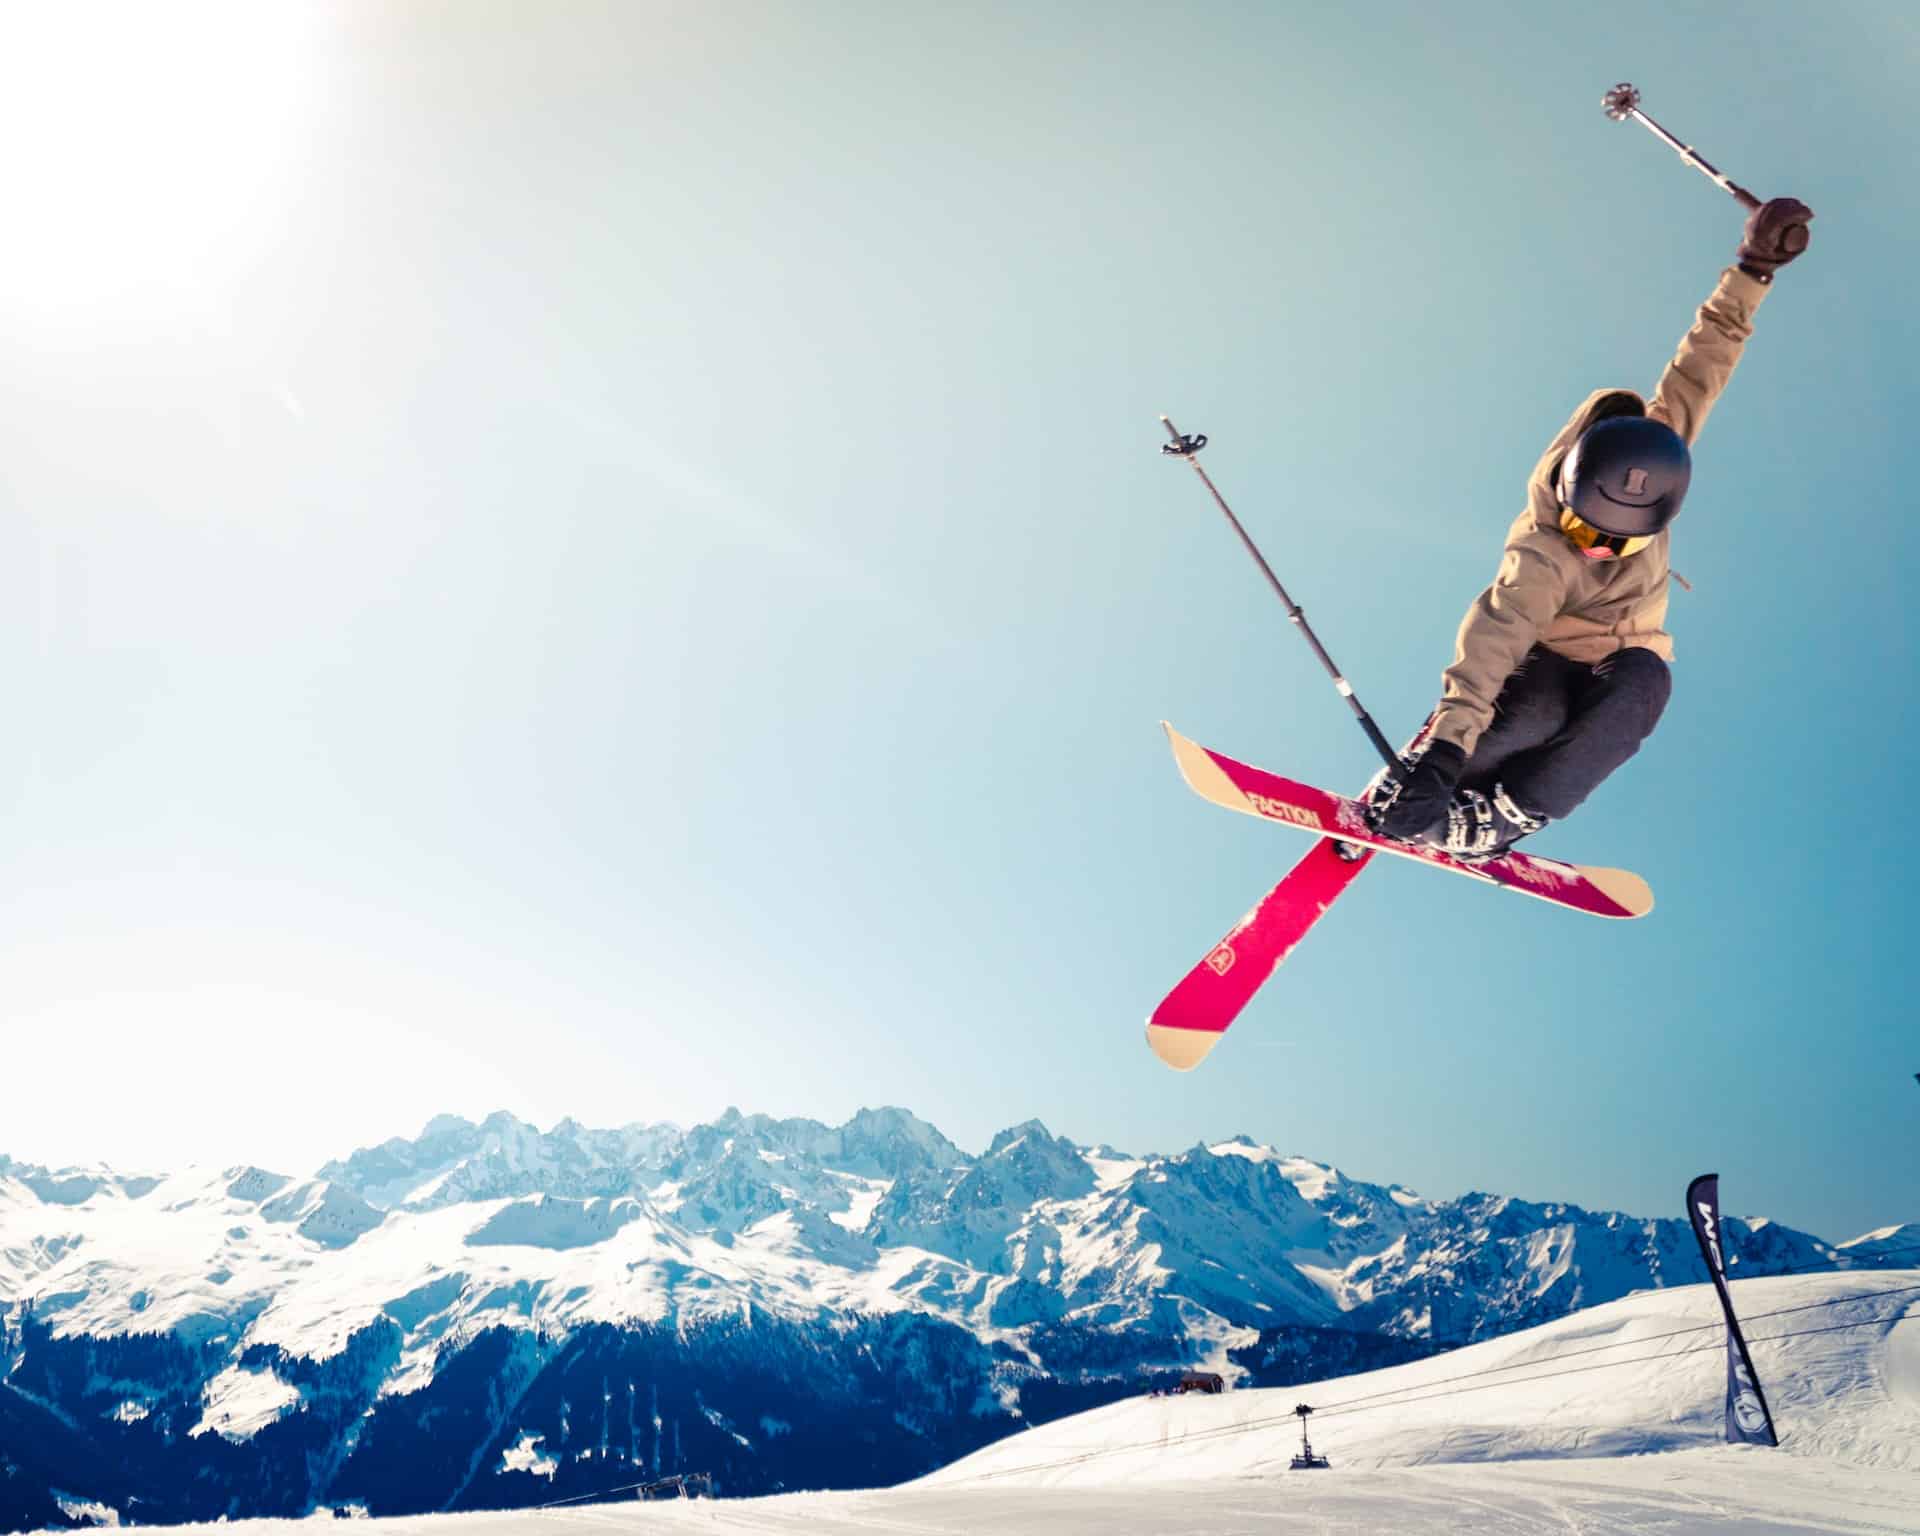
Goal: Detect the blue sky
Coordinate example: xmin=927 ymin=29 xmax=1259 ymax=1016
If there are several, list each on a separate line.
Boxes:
xmin=0 ymin=1 xmax=1912 ymax=1242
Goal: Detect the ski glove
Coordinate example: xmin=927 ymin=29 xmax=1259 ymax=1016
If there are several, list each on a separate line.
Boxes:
xmin=1736 ymin=197 xmax=1813 ymax=284
xmin=1369 ymin=738 xmax=1468 ymax=842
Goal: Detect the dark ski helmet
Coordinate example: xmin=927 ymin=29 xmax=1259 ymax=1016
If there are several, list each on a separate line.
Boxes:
xmin=1557 ymin=415 xmax=1691 ymax=542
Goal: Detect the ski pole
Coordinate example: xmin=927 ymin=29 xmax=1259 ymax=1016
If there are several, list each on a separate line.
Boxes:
xmin=1602 ymin=82 xmax=1809 ymax=253
xmin=1159 ymin=416 xmax=1402 ymax=775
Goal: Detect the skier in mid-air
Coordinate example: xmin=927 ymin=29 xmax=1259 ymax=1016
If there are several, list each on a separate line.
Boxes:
xmin=1368 ymin=195 xmax=1814 ymax=861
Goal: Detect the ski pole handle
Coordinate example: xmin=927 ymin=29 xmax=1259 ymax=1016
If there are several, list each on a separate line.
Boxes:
xmin=1602 ymin=83 xmax=1808 ymax=254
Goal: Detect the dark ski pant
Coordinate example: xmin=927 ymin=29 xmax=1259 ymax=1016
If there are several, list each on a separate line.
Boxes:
xmin=1458 ymin=644 xmax=1672 ymax=821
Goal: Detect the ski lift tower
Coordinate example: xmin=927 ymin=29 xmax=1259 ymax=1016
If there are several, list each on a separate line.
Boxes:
xmin=1289 ymin=1403 xmax=1331 ymax=1470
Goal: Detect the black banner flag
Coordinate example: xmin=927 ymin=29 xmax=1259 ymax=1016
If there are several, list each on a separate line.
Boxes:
xmin=1685 ymin=1173 xmax=1779 ymax=1447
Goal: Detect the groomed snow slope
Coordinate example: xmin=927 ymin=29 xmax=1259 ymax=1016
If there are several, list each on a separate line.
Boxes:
xmin=925 ymin=1270 xmax=1920 ymax=1483
xmin=125 ymin=1272 xmax=1920 ymax=1534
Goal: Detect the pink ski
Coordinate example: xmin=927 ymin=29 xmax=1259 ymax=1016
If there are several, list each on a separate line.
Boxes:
xmin=1165 ymin=723 xmax=1652 ymax=916
xmin=1147 ymin=837 xmax=1372 ymax=1070
xmin=1148 ymin=724 xmax=1654 ymax=1070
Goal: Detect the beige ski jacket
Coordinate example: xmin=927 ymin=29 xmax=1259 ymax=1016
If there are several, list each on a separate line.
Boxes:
xmin=1430 ymin=266 xmax=1771 ymax=757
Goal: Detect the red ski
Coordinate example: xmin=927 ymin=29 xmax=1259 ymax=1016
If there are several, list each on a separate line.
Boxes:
xmin=1148 ymin=725 xmax=1653 ymax=1070
xmin=1148 ymin=838 xmax=1372 ymax=1070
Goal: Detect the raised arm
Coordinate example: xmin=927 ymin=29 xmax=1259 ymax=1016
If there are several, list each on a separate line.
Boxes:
xmin=1648 ymin=196 xmax=1812 ymax=445
xmin=1644 ymin=267 xmax=1767 ymax=446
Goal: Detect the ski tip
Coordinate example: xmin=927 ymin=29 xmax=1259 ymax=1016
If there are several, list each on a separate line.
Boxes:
xmin=1579 ymin=864 xmax=1656 ymax=919
xmin=1146 ymin=1022 xmax=1224 ymax=1072
xmin=1162 ymin=723 xmax=1247 ymax=808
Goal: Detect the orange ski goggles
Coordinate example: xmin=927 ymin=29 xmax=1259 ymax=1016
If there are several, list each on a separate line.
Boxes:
xmin=1560 ymin=506 xmax=1654 ymax=560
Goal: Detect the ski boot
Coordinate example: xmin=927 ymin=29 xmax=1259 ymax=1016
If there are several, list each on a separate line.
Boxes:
xmin=1358 ymin=741 xmax=1431 ymax=833
xmin=1431 ymin=784 xmax=1548 ymax=863
xmin=1351 ymin=756 xmax=1415 ymax=860
xmin=1358 ymin=737 xmax=1452 ymax=850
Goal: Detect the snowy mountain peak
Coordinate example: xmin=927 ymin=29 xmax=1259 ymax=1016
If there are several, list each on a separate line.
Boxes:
xmin=318 ymin=1111 xmax=685 ymax=1213
xmin=259 ymin=1180 xmax=384 ymax=1249
xmin=0 ymin=1156 xmax=163 ymax=1207
xmin=1838 ymin=1221 xmax=1920 ymax=1261
xmin=984 ymin=1118 xmax=1054 ymax=1156
xmin=1 ymin=1107 xmax=1910 ymax=1529
xmin=7 ymin=1110 xmax=1907 ymax=1373
xmin=842 ymin=1105 xmax=964 ymax=1157
xmin=224 ymin=1167 xmax=293 ymax=1204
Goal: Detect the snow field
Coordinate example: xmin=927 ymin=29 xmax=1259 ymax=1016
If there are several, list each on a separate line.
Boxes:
xmin=925 ymin=1271 xmax=1920 ymax=1488
xmin=6 ymin=1121 xmax=1914 ymax=1531
xmin=93 ymin=1270 xmax=1920 ymax=1534
xmin=99 ymin=1460 xmax=1920 ymax=1535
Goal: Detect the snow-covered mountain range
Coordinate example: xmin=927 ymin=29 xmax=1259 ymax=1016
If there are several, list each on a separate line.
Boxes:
xmin=1 ymin=1109 xmax=1910 ymax=1531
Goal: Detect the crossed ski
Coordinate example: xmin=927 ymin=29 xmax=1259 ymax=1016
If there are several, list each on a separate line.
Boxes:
xmin=1146 ymin=726 xmax=1652 ymax=1071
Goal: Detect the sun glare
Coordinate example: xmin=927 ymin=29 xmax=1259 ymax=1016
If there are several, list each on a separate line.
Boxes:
xmin=0 ymin=1 xmax=329 ymax=311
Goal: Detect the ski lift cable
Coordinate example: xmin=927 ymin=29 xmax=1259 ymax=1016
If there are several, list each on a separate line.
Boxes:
xmin=956 ymin=1308 xmax=1919 ymax=1485
xmin=537 ymin=1482 xmax=653 ymax=1510
xmin=1403 ymin=1245 xmax=1920 ymax=1355
xmin=1743 ymin=1279 xmax=1920 ymax=1323
xmin=1311 ymin=1307 xmax=1920 ymax=1424
xmin=1731 ymin=1241 xmax=1920 ymax=1281
xmin=530 ymin=1284 xmax=1920 ymax=1503
xmin=1307 ymin=1281 xmax=1920 ymax=1419
xmin=537 ymin=1484 xmax=648 ymax=1510
xmin=447 ymin=1281 xmax=1920 ymax=1511
xmin=1237 ymin=1280 xmax=1920 ymax=1427
xmin=947 ymin=1305 xmax=1920 ymax=1487
xmin=534 ymin=1472 xmax=710 ymax=1511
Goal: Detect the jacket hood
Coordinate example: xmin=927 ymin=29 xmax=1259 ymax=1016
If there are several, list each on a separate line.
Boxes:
xmin=1528 ymin=389 xmax=1647 ymax=531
